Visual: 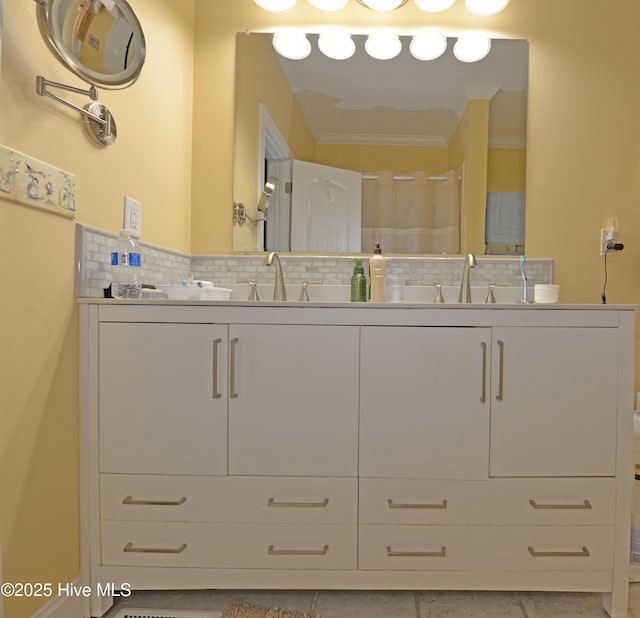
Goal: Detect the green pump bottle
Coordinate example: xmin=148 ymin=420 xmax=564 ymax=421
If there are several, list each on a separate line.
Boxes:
xmin=350 ymin=258 xmax=367 ymax=302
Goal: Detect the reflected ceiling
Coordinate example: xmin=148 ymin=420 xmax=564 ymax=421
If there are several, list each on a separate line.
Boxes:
xmin=276 ymin=35 xmax=528 ymax=146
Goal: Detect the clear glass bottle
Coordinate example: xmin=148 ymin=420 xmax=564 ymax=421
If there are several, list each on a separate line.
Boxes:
xmin=111 ymin=229 xmax=142 ymax=299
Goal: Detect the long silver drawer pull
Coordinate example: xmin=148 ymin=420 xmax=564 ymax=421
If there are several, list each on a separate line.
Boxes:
xmin=268 ymin=498 xmax=329 ymax=508
xmin=387 ymin=499 xmax=448 ymax=510
xmin=387 ymin=546 xmax=446 ymax=557
xmin=529 ymin=499 xmax=592 ymax=510
xmin=480 ymin=342 xmax=487 ymax=403
xmin=230 ymin=337 xmax=239 ymax=399
xmin=122 ymin=495 xmax=187 ymax=506
xmin=268 ymin=544 xmax=329 ymax=556
xmin=123 ymin=542 xmax=187 ymax=554
xmin=212 ymin=338 xmax=222 ymax=399
xmin=528 ymin=546 xmax=590 ymax=558
xmin=496 ymin=340 xmax=505 ymax=401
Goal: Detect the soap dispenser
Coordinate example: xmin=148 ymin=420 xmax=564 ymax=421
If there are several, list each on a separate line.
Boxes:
xmin=350 ymin=258 xmax=367 ymax=302
xmin=369 ymin=244 xmax=386 ymax=302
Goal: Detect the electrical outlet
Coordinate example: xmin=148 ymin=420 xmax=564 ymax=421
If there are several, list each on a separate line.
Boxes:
xmin=124 ymin=195 xmax=142 ymax=239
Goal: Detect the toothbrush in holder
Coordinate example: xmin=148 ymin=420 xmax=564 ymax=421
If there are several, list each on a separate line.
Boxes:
xmin=520 ymin=255 xmax=529 ymax=303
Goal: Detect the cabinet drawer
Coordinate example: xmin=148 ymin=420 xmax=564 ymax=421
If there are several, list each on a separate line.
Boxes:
xmin=484 ymin=478 xmax=616 ymax=525
xmin=360 ymin=479 xmax=478 ymax=525
xmin=360 ymin=478 xmax=615 ymax=525
xmin=359 ymin=525 xmax=614 ymax=571
xmin=101 ymin=521 xmax=356 ymax=570
xmin=101 ymin=475 xmax=356 ymax=524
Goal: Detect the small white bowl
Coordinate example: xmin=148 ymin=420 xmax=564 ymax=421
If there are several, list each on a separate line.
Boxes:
xmin=534 ymin=284 xmax=560 ymax=304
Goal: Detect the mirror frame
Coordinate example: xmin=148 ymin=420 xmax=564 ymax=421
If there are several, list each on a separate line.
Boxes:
xmin=35 ymin=0 xmax=146 ymax=88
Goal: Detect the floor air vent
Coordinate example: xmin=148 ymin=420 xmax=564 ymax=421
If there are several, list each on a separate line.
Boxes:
xmin=112 ymin=610 xmax=222 ymax=618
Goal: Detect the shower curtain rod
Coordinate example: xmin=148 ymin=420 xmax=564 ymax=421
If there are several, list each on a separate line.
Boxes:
xmin=361 ymin=174 xmax=461 ymax=181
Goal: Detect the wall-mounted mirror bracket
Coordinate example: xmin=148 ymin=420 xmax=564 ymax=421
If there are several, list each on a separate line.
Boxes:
xmin=233 ymin=202 xmax=266 ymax=226
xmin=36 ymin=75 xmax=117 ymax=146
xmin=233 ymin=202 xmax=247 ymax=225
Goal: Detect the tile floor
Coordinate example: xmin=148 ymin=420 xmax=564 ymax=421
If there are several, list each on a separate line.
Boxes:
xmin=104 ymin=585 xmax=640 ymax=618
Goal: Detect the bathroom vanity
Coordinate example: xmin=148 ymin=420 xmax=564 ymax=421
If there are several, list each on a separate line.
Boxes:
xmin=79 ymin=301 xmax=635 ymax=618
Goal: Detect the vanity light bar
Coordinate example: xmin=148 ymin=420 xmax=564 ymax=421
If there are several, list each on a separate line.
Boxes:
xmin=274 ymin=31 xmax=491 ymax=62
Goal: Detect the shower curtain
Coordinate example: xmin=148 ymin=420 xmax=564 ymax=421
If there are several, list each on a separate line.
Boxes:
xmin=361 ymin=170 xmax=460 ymax=254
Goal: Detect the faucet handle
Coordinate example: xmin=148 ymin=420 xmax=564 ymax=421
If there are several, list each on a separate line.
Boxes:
xmin=247 ymin=280 xmax=260 ymax=301
xmin=434 ymin=284 xmax=446 ymax=304
xmin=485 ymin=283 xmax=496 ymax=304
xmin=298 ymin=280 xmax=324 ymax=301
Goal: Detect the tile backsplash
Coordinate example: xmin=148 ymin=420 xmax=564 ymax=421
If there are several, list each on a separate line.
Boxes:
xmin=76 ymin=223 xmax=553 ymax=298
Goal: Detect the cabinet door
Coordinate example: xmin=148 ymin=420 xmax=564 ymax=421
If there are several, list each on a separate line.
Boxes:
xmin=360 ymin=327 xmax=491 ymax=480
xmin=99 ymin=323 xmax=228 ymax=475
xmin=489 ymin=327 xmax=618 ymax=477
xmin=228 ymin=325 xmax=359 ymax=477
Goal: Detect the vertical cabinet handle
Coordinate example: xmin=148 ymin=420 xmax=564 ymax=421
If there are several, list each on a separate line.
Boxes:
xmin=212 ymin=338 xmax=222 ymax=399
xmin=480 ymin=342 xmax=487 ymax=403
xmin=496 ymin=340 xmax=505 ymax=401
xmin=230 ymin=337 xmax=239 ymax=399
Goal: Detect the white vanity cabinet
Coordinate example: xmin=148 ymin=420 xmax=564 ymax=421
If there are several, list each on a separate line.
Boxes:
xmin=358 ymin=323 xmax=624 ymax=585
xmin=98 ymin=322 xmax=229 ymax=475
xmin=79 ymin=303 xmax=635 ymax=618
xmin=489 ymin=326 xmax=618 ymax=477
xmin=227 ymin=324 xmax=359 ymax=477
xmin=359 ymin=326 xmax=491 ymax=480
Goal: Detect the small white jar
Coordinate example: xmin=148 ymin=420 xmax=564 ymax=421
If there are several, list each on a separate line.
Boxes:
xmin=534 ymin=284 xmax=560 ymax=304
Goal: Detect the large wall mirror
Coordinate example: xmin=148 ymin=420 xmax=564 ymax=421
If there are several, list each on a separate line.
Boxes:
xmin=233 ymin=31 xmax=528 ymax=256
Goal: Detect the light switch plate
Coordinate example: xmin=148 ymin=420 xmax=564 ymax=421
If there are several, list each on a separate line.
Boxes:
xmin=124 ymin=195 xmax=142 ymax=238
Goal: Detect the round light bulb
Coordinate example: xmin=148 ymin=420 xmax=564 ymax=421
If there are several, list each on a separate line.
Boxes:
xmin=365 ymin=33 xmax=402 ymax=60
xmin=409 ymin=34 xmax=447 ymax=60
xmin=414 ymin=0 xmax=456 ymax=12
xmin=254 ymin=0 xmax=297 ymax=12
xmin=453 ymin=35 xmax=491 ymax=62
xmin=318 ymin=31 xmax=356 ymax=60
xmin=465 ymin=0 xmax=510 ymax=16
xmin=273 ymin=32 xmax=312 ymax=60
xmin=308 ymin=0 xmax=349 ymax=9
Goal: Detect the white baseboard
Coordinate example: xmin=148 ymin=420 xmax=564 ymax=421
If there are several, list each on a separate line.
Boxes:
xmin=31 ymin=577 xmax=85 ymax=618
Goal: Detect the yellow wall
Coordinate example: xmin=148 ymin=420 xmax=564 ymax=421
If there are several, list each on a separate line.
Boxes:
xmin=315 ymin=142 xmax=449 ymax=174
xmin=3 ymin=1 xmax=640 ymax=615
xmin=0 ymin=1 xmax=195 ymax=616
xmin=487 ymin=148 xmax=526 ymax=192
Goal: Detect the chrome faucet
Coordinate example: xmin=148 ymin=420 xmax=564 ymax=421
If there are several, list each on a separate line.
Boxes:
xmin=264 ymin=251 xmax=286 ymax=301
xmin=458 ymin=253 xmax=477 ymax=303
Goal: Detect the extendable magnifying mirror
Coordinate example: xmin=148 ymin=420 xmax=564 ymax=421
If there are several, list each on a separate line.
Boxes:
xmin=34 ymin=0 xmax=146 ymax=146
xmin=257 ymin=176 xmax=279 ymax=221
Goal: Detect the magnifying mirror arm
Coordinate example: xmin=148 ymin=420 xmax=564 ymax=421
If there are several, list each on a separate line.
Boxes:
xmin=37 ymin=76 xmax=103 ymax=124
xmin=246 ymin=213 xmax=267 ymax=226
xmin=36 ymin=75 xmax=116 ymax=145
